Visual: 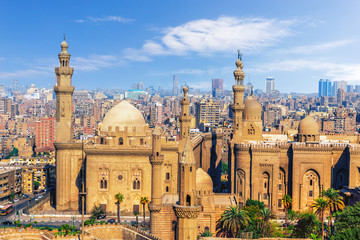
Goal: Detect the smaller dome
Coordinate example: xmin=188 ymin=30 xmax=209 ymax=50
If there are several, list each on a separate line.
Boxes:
xmin=298 ymin=116 xmax=319 ymax=135
xmin=244 ymin=96 xmax=262 ymax=119
xmin=61 ymin=40 xmax=68 ymax=48
xmin=196 ymin=168 xmax=213 ymax=193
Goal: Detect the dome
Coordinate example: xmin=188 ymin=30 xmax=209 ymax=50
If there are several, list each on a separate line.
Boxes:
xmin=196 ymin=168 xmax=213 ymax=193
xmin=101 ymin=100 xmax=146 ymax=131
xmin=61 ymin=40 xmax=68 ymax=48
xmin=298 ymin=116 xmax=319 ymax=135
xmin=244 ymin=96 xmax=262 ymax=120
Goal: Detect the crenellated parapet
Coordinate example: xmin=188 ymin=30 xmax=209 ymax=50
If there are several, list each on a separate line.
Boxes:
xmin=250 ymin=144 xmax=281 ymax=154
xmin=292 ymin=142 xmax=333 ymax=152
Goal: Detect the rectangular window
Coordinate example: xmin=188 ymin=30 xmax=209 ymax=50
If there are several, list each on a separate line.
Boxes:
xmin=166 ymin=172 xmax=170 ymax=180
xmin=263 ymin=194 xmax=267 ymax=200
xmin=278 ymin=199 xmax=282 ymax=208
xmin=309 ymin=190 xmax=313 ymax=197
xmin=279 ymin=184 xmax=282 ymax=191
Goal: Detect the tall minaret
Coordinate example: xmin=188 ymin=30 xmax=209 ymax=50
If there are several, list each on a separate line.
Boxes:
xmin=173 ymin=135 xmax=200 ymax=240
xmin=54 ymin=35 xmax=74 ymax=143
xmin=149 ymin=125 xmax=164 ymax=237
xmin=179 ymin=85 xmax=191 ymax=143
xmin=229 ymin=51 xmax=246 ymax=194
xmin=231 ymin=50 xmax=245 ymax=143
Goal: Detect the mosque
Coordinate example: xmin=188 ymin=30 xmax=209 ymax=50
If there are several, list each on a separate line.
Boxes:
xmin=54 ymin=38 xmax=360 ymax=240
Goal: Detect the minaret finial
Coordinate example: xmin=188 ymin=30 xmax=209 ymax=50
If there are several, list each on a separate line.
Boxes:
xmin=237 ymin=49 xmax=242 ymax=61
xmin=250 ymin=85 xmax=254 ymax=96
xmin=64 ymin=33 xmax=66 ymax=41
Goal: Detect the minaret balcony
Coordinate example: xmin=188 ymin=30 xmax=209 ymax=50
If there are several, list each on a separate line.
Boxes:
xmin=173 ymin=204 xmax=201 ymax=219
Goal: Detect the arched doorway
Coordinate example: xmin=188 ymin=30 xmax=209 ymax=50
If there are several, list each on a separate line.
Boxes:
xmin=302 ymin=170 xmax=320 ymax=209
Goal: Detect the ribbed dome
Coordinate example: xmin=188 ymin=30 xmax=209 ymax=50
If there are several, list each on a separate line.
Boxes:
xmin=101 ymin=100 xmax=145 ymax=131
xmin=196 ymin=168 xmax=213 ymax=193
xmin=298 ymin=116 xmax=319 ymax=135
xmin=244 ymin=96 xmax=262 ymax=119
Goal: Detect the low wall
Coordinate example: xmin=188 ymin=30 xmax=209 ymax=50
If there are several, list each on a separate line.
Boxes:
xmin=199 ymin=238 xmax=310 ymax=240
xmin=23 ymin=193 xmax=50 ymax=215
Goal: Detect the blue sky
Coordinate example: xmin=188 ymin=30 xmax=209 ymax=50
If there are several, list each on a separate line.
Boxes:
xmin=0 ymin=0 xmax=360 ymax=93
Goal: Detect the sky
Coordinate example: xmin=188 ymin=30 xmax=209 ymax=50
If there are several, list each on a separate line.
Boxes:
xmin=0 ymin=0 xmax=360 ymax=93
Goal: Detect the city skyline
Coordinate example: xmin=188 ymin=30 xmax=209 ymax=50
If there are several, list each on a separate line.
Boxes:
xmin=1 ymin=0 xmax=360 ymax=93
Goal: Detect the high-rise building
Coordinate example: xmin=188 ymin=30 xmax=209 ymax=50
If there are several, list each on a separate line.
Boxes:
xmin=195 ymin=99 xmax=220 ymax=129
xmin=355 ymin=85 xmax=360 ymax=93
xmin=347 ymin=85 xmax=354 ymax=93
xmin=318 ymin=79 xmax=332 ymax=97
xmin=173 ymin=75 xmax=179 ymax=96
xmin=212 ymin=78 xmax=224 ymax=97
xmin=265 ymin=77 xmax=275 ymax=94
xmin=150 ymin=102 xmax=163 ymax=126
xmin=35 ymin=117 xmax=56 ymax=151
xmin=332 ymin=80 xmax=347 ymax=97
xmin=337 ymin=88 xmax=345 ymax=105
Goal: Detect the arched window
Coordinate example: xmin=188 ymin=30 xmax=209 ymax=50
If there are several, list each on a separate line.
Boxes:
xmin=100 ymin=180 xmax=104 ymax=189
xmin=133 ymin=180 xmax=136 ymax=189
xmin=186 ymin=195 xmax=191 ymax=206
xmin=104 ymin=180 xmax=107 ymax=189
xmin=100 ymin=138 xmax=104 ymax=144
xmin=310 ymin=180 xmax=313 ymax=186
xmin=166 ymin=186 xmax=169 ymax=192
xmin=136 ymin=180 xmax=140 ymax=189
xmin=140 ymin=138 xmax=143 ymax=145
xmin=204 ymin=227 xmax=210 ymax=233
xmin=119 ymin=137 xmax=123 ymax=145
xmin=62 ymin=61 xmax=65 ymax=67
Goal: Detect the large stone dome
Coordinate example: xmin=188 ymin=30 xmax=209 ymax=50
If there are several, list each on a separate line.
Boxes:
xmin=244 ymin=96 xmax=262 ymax=120
xmin=101 ymin=100 xmax=146 ymax=131
xmin=298 ymin=115 xmax=319 ymax=135
xmin=196 ymin=168 xmax=213 ymax=193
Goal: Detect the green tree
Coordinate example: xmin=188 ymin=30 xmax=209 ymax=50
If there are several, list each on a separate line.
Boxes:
xmin=321 ymin=188 xmax=344 ymax=235
xmin=311 ymin=197 xmax=330 ymax=240
xmin=221 ymin=162 xmax=228 ymax=175
xmin=91 ymin=204 xmax=104 ymax=220
xmin=34 ymin=181 xmax=40 ymax=190
xmin=245 ymin=199 xmax=265 ymax=210
xmin=282 ymin=194 xmax=293 ymax=238
xmin=259 ymin=208 xmax=276 ymax=237
xmin=9 ymin=193 xmax=15 ymax=202
xmin=5 ymin=147 xmax=19 ymax=159
xmin=241 ymin=205 xmax=263 ymax=238
xmin=291 ymin=211 xmax=320 ymax=238
xmin=60 ymin=224 xmax=71 ymax=235
xmin=332 ymin=201 xmax=360 ymax=240
xmin=115 ymin=193 xmax=124 ymax=224
xmin=134 ymin=212 xmax=140 ymax=226
xmin=140 ymin=196 xmax=150 ymax=224
xmin=217 ymin=205 xmax=249 ymax=237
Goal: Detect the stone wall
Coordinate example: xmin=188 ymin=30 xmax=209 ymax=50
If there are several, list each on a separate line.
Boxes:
xmin=23 ymin=192 xmax=51 ymax=215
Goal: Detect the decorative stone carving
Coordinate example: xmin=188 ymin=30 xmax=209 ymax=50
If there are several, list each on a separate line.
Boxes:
xmin=173 ymin=205 xmax=201 ymax=219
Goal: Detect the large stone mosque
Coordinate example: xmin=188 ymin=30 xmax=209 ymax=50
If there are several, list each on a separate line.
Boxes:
xmin=54 ymin=39 xmax=360 ymax=240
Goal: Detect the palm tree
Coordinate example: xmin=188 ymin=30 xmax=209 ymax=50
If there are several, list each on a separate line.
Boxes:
xmin=218 ymin=205 xmax=249 ymax=237
xmin=282 ymin=194 xmax=292 ymax=238
xmin=322 ymin=188 xmax=344 ymax=235
xmin=140 ymin=196 xmax=150 ymax=224
xmin=115 ymin=193 xmax=124 ymax=224
xmin=260 ymin=208 xmax=276 ymax=237
xmin=311 ymin=197 xmax=330 ymax=240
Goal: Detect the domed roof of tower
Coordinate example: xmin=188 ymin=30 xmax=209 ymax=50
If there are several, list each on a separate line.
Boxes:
xmin=298 ymin=115 xmax=319 ymax=135
xmin=61 ymin=40 xmax=68 ymax=48
xmin=244 ymin=96 xmax=262 ymax=119
xmin=196 ymin=168 xmax=213 ymax=193
xmin=101 ymin=100 xmax=146 ymax=131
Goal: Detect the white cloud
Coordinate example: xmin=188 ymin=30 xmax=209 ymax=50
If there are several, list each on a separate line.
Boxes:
xmin=280 ymin=39 xmax=356 ymax=55
xmin=0 ymin=69 xmax=50 ymax=79
xmin=75 ymin=16 xmax=134 ymax=23
xmin=249 ymin=58 xmax=360 ymax=82
xmin=124 ymin=16 xmax=298 ymax=59
xmin=72 ymin=55 xmax=124 ymax=71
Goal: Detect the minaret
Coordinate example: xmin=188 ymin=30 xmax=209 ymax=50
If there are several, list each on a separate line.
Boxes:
xmin=149 ymin=125 xmax=164 ymax=236
xmin=229 ymin=51 xmax=246 ymax=194
xmin=179 ymin=86 xmax=191 ymax=144
xmin=54 ymin=35 xmax=74 ymax=143
xmin=173 ymin=135 xmax=201 ymax=240
xmin=231 ymin=50 xmax=245 ymax=143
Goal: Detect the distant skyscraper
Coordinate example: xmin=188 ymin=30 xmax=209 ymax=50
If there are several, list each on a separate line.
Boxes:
xmin=332 ymin=80 xmax=347 ymax=97
xmin=173 ymin=75 xmax=179 ymax=96
xmin=138 ymin=81 xmax=144 ymax=90
xmin=355 ymin=85 xmax=360 ymax=93
xmin=347 ymin=85 xmax=354 ymax=93
xmin=265 ymin=77 xmax=275 ymax=94
xmin=318 ymin=79 xmax=332 ymax=97
xmin=212 ymin=78 xmax=224 ymax=97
